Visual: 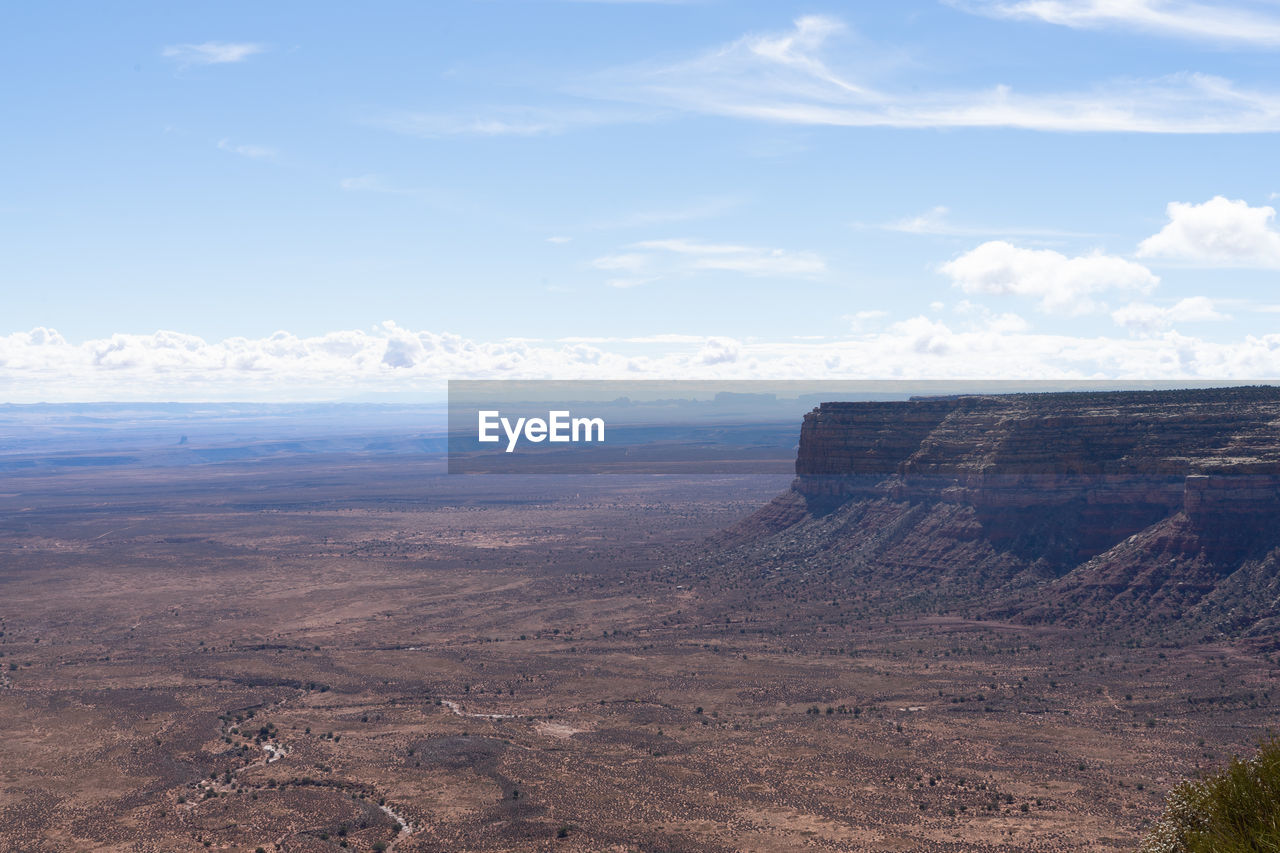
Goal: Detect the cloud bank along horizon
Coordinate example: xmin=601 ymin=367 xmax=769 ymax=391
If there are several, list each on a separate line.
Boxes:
xmin=4 ymin=2 xmax=1280 ymax=399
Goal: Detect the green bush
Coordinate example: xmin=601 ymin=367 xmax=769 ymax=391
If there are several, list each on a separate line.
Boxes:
xmin=1140 ymin=736 xmax=1280 ymax=853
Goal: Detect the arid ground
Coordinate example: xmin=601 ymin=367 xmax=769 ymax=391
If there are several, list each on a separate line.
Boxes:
xmin=1 ymin=455 xmax=1277 ymax=851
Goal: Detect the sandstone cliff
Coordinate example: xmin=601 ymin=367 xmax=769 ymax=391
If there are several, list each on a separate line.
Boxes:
xmin=724 ymin=386 xmax=1280 ymax=643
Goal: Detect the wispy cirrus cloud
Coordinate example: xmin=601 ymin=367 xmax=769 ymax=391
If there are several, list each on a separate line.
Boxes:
xmin=372 ymin=15 xmax=1280 ymax=137
xmin=339 ymin=174 xmax=423 ymax=195
xmin=162 ymin=42 xmax=266 ymax=66
xmin=548 ymin=198 xmax=742 ymax=246
xmin=587 ymin=196 xmax=743 ymax=230
xmin=876 ymin=206 xmax=1097 ymax=239
xmin=592 ymin=237 xmax=826 ymax=287
xmin=367 ymin=105 xmax=657 ymax=138
xmin=952 ymin=0 xmax=1280 ymax=47
xmin=217 ymin=139 xmax=276 ymax=159
xmin=379 ymin=114 xmax=559 ymax=137
xmin=583 ymin=15 xmax=1280 ymax=133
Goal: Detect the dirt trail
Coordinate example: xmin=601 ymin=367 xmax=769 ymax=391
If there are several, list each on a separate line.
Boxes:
xmin=441 ymin=699 xmax=516 ymax=720
xmin=379 ymin=802 xmax=415 ymax=850
xmin=178 ymin=693 xmax=418 ymax=849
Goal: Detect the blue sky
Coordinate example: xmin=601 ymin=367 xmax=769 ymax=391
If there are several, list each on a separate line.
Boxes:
xmin=4 ymin=0 xmax=1280 ymax=400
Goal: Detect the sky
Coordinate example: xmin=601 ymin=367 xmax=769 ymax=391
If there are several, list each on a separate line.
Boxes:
xmin=4 ymin=0 xmax=1280 ymax=401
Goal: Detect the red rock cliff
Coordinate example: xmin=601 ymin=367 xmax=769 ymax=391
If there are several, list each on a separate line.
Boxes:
xmin=780 ymin=387 xmax=1280 ymax=567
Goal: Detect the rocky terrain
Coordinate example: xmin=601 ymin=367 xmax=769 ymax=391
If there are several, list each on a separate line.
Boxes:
xmin=716 ymin=386 xmax=1280 ymax=645
xmin=2 ymin=391 xmax=1277 ymax=851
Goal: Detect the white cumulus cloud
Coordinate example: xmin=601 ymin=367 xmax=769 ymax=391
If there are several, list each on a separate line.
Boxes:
xmin=4 ymin=322 xmax=1280 ymax=402
xmin=1112 ymin=296 xmax=1228 ymax=334
xmin=698 ymin=337 xmax=742 ymax=365
xmin=1137 ymin=196 xmax=1280 ymax=267
xmin=847 ymin=310 xmax=889 ymax=332
xmin=940 ymin=240 xmax=1159 ymax=315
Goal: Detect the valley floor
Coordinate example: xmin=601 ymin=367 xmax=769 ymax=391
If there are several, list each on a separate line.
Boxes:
xmin=0 ymin=458 xmax=1276 ymax=851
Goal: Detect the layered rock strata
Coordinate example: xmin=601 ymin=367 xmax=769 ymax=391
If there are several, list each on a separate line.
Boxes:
xmin=726 ymin=387 xmax=1280 ymax=638
xmin=792 ymin=388 xmax=1280 ymax=561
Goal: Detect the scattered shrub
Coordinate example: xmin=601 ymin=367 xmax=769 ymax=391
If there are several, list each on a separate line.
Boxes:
xmin=1140 ymin=736 xmax=1280 ymax=853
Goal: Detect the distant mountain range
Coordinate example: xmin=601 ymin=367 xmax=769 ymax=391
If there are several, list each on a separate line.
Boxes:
xmin=0 ymin=402 xmax=449 ymax=470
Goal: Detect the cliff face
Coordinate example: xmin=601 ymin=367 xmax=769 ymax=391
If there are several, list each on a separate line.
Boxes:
xmin=794 ymin=388 xmax=1280 ymax=559
xmin=729 ymin=387 xmax=1280 ymax=641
